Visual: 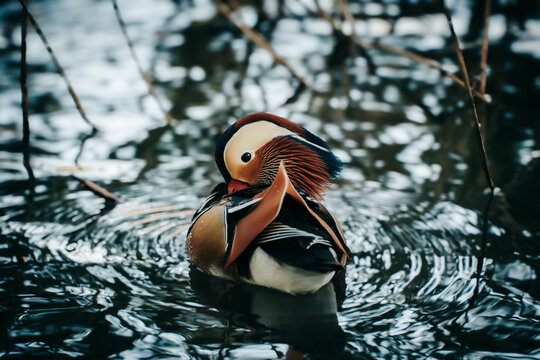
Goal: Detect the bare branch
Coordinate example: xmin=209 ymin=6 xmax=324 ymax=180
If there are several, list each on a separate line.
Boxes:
xmin=72 ymin=175 xmax=121 ymax=202
xmin=312 ymin=0 xmax=491 ymax=104
xmin=370 ymin=41 xmax=489 ymax=103
xmin=337 ymin=0 xmax=376 ymax=73
xmin=213 ymin=0 xmax=308 ymax=89
xmin=443 ymin=5 xmax=495 ymax=191
xmin=313 ymin=0 xmax=339 ymax=31
xmin=373 ymin=41 xmax=492 ymax=103
xmin=479 ymin=0 xmax=491 ymax=95
xmin=111 ymin=0 xmax=175 ymax=126
xmin=19 ymin=0 xmax=98 ymax=133
xmin=20 ymin=3 xmax=35 ymax=183
xmin=373 ymin=41 xmax=464 ymax=85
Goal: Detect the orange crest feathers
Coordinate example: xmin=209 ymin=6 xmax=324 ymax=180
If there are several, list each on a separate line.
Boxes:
xmin=256 ymin=136 xmax=338 ymax=199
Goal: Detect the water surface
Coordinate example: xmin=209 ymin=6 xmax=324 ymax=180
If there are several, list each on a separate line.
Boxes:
xmin=1 ymin=0 xmax=539 ymax=358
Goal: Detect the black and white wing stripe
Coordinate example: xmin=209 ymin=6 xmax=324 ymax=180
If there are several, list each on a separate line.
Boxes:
xmin=256 ymin=222 xmax=333 ymax=248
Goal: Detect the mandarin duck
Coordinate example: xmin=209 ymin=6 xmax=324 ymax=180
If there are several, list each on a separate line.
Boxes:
xmin=186 ymin=113 xmax=351 ymax=294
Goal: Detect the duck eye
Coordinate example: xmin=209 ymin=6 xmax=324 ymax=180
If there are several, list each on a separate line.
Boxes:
xmin=241 ymin=152 xmax=252 ymax=163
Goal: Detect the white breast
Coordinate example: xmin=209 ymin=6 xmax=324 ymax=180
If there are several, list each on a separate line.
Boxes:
xmin=246 ymin=247 xmax=335 ymax=294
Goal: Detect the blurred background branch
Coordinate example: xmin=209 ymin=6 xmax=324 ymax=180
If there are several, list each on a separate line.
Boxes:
xmin=19 ymin=0 xmax=97 ymax=166
xmin=19 ymin=0 xmax=97 ymax=133
xmin=313 ymin=0 xmax=491 ymax=104
xmin=1 ymin=0 xmax=539 ymax=357
xmin=112 ymin=0 xmax=175 ymax=126
xmin=19 ymin=0 xmax=34 ymax=183
xmin=479 ymin=0 xmax=491 ymax=96
xmin=443 ymin=2 xmax=495 ymax=191
xmin=214 ymin=0 xmax=309 ymax=89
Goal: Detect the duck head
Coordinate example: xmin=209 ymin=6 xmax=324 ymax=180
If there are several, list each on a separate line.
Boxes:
xmin=215 ymin=113 xmax=342 ymax=198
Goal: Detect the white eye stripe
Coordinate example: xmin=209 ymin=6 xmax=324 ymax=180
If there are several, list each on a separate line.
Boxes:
xmin=290 ymin=134 xmax=330 ymax=152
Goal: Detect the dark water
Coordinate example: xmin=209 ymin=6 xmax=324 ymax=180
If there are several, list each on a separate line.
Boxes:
xmin=1 ymin=0 xmax=539 ymax=358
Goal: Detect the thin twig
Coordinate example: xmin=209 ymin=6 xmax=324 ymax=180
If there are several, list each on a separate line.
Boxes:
xmin=313 ymin=0 xmax=339 ymax=34
xmin=72 ymin=175 xmax=121 ymax=202
xmin=311 ymin=1 xmax=491 ymax=104
xmin=73 ymin=130 xmax=96 ymax=166
xmin=111 ymin=0 xmax=174 ymax=126
xmin=20 ymin=3 xmax=35 ymax=183
xmin=443 ymin=5 xmax=494 ymax=191
xmin=213 ymin=0 xmax=308 ymax=88
xmin=337 ymin=0 xmax=352 ymax=34
xmin=373 ymin=42 xmax=465 ymax=86
xmin=479 ymin=0 xmax=491 ymax=95
xmin=19 ymin=0 xmax=97 ymax=133
xmin=370 ymin=42 xmax=490 ymax=104
xmin=335 ymin=0 xmax=376 ymax=73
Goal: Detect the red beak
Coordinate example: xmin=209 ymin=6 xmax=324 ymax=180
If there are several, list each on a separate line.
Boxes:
xmin=228 ymin=179 xmax=249 ymax=194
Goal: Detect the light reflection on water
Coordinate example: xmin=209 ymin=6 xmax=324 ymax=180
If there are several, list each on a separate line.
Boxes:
xmin=1 ymin=0 xmax=539 ymax=358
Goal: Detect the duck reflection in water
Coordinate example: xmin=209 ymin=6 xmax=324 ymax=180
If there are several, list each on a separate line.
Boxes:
xmin=186 ymin=113 xmax=351 ymax=294
xmin=189 ymin=266 xmax=347 ymax=357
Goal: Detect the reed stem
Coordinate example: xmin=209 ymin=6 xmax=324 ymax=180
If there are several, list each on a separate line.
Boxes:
xmin=111 ymin=0 xmax=175 ymax=126
xmin=20 ymin=2 xmax=35 ymax=183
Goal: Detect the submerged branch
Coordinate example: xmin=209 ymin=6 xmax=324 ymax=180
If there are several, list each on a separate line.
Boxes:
xmin=214 ymin=0 xmax=308 ymax=89
xmin=443 ymin=5 xmax=494 ymax=191
xmin=72 ymin=175 xmax=121 ymax=203
xmin=20 ymin=4 xmax=35 ymax=183
xmin=111 ymin=0 xmax=175 ymax=126
xmin=19 ymin=0 xmax=97 ymax=133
